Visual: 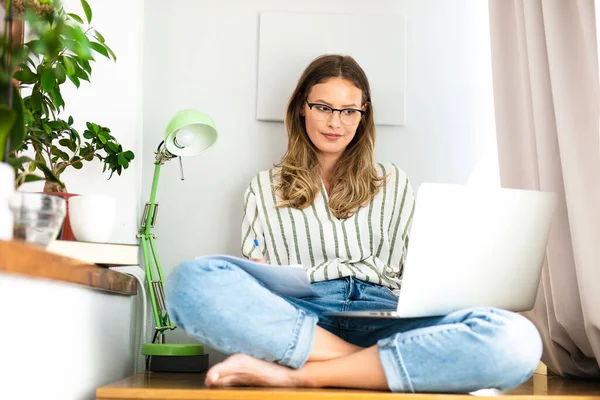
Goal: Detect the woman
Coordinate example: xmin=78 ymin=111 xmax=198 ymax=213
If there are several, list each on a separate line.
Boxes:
xmin=165 ymin=54 xmax=542 ymax=393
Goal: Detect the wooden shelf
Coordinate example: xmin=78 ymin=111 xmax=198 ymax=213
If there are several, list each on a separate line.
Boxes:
xmin=0 ymin=240 xmax=137 ymax=295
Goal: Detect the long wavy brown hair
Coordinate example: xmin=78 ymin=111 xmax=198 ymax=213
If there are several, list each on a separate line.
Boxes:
xmin=274 ymin=54 xmax=385 ymax=219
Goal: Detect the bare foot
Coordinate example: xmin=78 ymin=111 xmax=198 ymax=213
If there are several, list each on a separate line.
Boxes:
xmin=204 ymin=353 xmax=303 ymax=388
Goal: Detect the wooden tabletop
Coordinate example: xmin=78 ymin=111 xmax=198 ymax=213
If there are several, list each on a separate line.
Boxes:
xmin=0 ymin=240 xmax=137 ymax=295
xmin=96 ymin=372 xmax=600 ymax=400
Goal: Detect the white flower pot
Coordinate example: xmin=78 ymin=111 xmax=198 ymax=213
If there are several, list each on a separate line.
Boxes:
xmin=69 ymin=194 xmax=116 ymax=242
xmin=0 ymin=162 xmax=15 ymax=241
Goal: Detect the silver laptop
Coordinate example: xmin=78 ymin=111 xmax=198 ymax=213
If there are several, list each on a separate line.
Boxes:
xmin=325 ymin=182 xmax=556 ymax=319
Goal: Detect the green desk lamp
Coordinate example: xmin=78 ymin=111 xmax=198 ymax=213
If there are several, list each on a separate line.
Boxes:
xmin=138 ymin=109 xmax=217 ymax=372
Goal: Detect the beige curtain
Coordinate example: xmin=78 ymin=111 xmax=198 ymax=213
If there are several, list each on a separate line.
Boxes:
xmin=489 ymin=0 xmax=600 ymax=378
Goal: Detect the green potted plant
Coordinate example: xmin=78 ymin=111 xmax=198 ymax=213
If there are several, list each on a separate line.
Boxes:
xmin=1 ymin=0 xmax=135 ymax=239
xmin=1 ymin=0 xmax=28 ymax=239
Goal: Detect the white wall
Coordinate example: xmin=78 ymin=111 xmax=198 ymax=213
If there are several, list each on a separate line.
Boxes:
xmin=18 ymin=0 xmax=145 ymax=245
xmin=143 ymin=0 xmax=497 ymax=362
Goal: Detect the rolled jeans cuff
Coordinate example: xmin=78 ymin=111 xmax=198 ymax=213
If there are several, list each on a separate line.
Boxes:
xmin=377 ymin=335 xmax=415 ymax=392
xmin=279 ymin=309 xmax=318 ymax=369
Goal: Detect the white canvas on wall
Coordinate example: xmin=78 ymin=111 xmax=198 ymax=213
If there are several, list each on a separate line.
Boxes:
xmin=256 ymin=12 xmax=406 ymax=126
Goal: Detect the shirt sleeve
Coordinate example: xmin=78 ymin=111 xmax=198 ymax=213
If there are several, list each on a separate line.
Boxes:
xmin=241 ymin=186 xmax=270 ymax=262
xmin=388 ymin=165 xmax=416 ymax=269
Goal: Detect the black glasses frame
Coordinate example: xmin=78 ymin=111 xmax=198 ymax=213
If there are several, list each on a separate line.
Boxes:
xmin=305 ymin=100 xmax=366 ymax=120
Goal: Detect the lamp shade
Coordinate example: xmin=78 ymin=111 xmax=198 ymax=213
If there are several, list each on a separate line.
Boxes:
xmin=164 ymin=109 xmax=218 ymax=157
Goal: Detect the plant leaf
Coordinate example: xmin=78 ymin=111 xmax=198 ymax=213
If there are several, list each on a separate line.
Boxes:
xmin=13 ymin=67 xmax=38 ymax=84
xmin=30 ymin=91 xmax=43 ymax=113
xmin=75 ymin=68 xmax=90 ymax=82
xmin=31 ymin=160 xmax=65 ymax=188
xmin=69 ymin=30 xmax=93 ymax=60
xmin=51 ymin=147 xmax=69 ymax=161
xmin=78 ymin=58 xmax=92 ymax=74
xmin=0 ymin=106 xmax=17 ymax=161
xmin=68 ymin=13 xmax=84 ymax=24
xmin=62 ymin=56 xmax=76 ymax=76
xmin=90 ymin=42 xmax=109 ymax=58
xmin=48 ymin=121 xmax=63 ymax=130
xmin=105 ymin=44 xmax=117 ymax=61
xmin=26 ymin=39 xmax=45 ymax=55
xmin=50 ymin=86 xmax=65 ymax=110
xmin=58 ymin=138 xmax=76 ymax=153
xmin=22 ymin=174 xmax=45 ymax=183
xmin=59 ymin=23 xmax=78 ymax=41
xmin=94 ymin=30 xmax=106 ymax=44
xmin=41 ymin=67 xmax=57 ymax=92
xmin=4 ymin=86 xmax=26 ymax=153
xmin=68 ymin=74 xmax=81 ymax=88
xmin=7 ymin=155 xmax=34 ymax=168
xmin=123 ymin=150 xmax=135 ymax=160
xmin=106 ymin=142 xmax=118 ymax=153
xmin=70 ymin=128 xmax=81 ymax=144
xmin=81 ymin=0 xmax=92 ymax=23
xmin=54 ymin=64 xmax=67 ymax=84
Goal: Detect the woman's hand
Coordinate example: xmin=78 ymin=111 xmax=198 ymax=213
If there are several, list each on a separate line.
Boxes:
xmin=251 ymin=258 xmax=267 ymax=264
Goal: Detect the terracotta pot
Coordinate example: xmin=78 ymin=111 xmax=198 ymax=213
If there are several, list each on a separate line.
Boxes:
xmin=45 ymin=192 xmax=80 ymax=241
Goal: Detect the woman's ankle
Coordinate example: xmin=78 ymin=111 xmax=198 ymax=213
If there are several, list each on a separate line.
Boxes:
xmin=293 ymin=362 xmax=321 ymax=388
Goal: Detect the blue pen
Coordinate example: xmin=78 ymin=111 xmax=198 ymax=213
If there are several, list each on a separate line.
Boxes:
xmin=253 ymin=239 xmax=259 ymax=258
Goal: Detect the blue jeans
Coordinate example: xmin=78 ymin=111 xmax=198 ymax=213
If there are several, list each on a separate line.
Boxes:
xmin=165 ymin=258 xmax=542 ymax=393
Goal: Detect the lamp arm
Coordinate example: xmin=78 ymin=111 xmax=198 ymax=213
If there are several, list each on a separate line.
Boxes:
xmin=137 ymin=155 xmax=175 ymax=333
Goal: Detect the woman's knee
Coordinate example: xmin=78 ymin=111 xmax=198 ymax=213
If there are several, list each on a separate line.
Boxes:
xmin=168 ymin=258 xmax=246 ymax=288
xmin=165 ymin=259 xmax=245 ymax=323
xmin=467 ymin=308 xmax=542 ymax=389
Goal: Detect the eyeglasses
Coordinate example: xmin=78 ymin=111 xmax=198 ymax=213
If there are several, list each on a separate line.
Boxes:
xmin=305 ymin=100 xmax=365 ymax=125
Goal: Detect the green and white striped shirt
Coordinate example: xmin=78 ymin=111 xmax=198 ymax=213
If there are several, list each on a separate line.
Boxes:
xmin=241 ymin=163 xmax=415 ymax=293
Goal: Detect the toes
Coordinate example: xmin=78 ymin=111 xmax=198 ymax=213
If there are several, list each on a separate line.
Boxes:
xmin=204 ymin=354 xmax=247 ymax=387
xmin=211 ymin=374 xmax=242 ymax=387
xmin=204 ymin=371 xmax=220 ymax=386
xmin=204 ymin=353 xmax=287 ymax=388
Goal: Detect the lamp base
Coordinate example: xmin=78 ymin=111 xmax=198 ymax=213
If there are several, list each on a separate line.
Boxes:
xmin=142 ymin=343 xmax=209 ymax=373
xmin=147 ymin=354 xmax=209 ymax=373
